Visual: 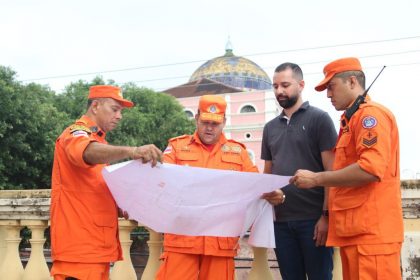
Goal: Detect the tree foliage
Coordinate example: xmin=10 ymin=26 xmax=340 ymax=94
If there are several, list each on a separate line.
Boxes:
xmin=0 ymin=68 xmax=195 ymax=189
xmin=108 ymin=83 xmax=195 ymax=150
xmin=0 ymin=67 xmax=69 ymax=189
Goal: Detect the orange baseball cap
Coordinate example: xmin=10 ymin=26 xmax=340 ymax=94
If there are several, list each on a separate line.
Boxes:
xmin=198 ymin=95 xmax=226 ymax=123
xmin=315 ymin=57 xmax=363 ymax=92
xmin=88 ymin=85 xmax=134 ymax=107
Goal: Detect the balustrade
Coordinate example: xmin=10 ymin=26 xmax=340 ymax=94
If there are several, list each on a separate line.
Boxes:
xmin=0 ymin=182 xmax=419 ymax=279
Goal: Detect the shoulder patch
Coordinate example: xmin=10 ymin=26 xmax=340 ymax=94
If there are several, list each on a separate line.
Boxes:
xmin=231 ymin=145 xmax=242 ymax=154
xmin=361 ymin=116 xmax=377 ymax=129
xmin=361 ymin=131 xmax=377 ymax=148
xmin=69 ymin=124 xmax=91 ymax=134
xmin=163 ymin=145 xmax=173 ymax=154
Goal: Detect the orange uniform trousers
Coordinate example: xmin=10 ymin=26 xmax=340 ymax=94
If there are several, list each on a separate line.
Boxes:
xmin=51 ymin=261 xmax=110 ymax=280
xmin=156 ymin=251 xmax=235 ymax=280
xmin=340 ymin=244 xmax=401 ymax=280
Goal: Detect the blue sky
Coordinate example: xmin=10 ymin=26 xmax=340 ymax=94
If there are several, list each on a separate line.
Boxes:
xmin=1 ymin=0 xmax=419 ymax=178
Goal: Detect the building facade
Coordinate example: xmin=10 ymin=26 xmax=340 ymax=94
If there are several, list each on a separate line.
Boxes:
xmin=164 ymin=42 xmax=278 ymax=170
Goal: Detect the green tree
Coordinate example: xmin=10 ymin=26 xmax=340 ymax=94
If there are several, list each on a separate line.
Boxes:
xmin=0 ymin=69 xmax=194 ymax=190
xmin=108 ymin=83 xmax=195 ymax=149
xmin=0 ymin=66 xmax=69 ymax=189
xmin=53 ymin=76 xmax=110 ymax=120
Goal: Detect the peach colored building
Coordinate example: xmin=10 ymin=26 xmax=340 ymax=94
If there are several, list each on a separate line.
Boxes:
xmin=164 ymin=42 xmax=279 ymax=171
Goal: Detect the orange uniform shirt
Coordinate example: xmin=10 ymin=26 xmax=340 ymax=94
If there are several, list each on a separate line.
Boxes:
xmin=162 ymin=132 xmax=259 ymax=257
xmin=327 ymin=99 xmax=404 ymax=248
xmin=50 ymin=115 xmax=122 ymax=263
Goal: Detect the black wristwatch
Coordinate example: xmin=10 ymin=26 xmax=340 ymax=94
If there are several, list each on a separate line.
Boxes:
xmin=322 ymin=210 xmax=329 ymax=217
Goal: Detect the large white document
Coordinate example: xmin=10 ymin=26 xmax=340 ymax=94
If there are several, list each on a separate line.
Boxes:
xmin=102 ymin=160 xmax=290 ymax=248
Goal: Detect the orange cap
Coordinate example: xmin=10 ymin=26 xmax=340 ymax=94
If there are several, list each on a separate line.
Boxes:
xmin=315 ymin=57 xmax=363 ymax=92
xmin=198 ymin=95 xmax=226 ymax=123
xmin=88 ymin=85 xmax=134 ymax=107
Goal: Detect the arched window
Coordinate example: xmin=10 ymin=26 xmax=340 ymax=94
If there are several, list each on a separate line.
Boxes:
xmin=184 ymin=110 xmax=194 ymax=119
xmin=240 ymin=105 xmax=256 ymax=113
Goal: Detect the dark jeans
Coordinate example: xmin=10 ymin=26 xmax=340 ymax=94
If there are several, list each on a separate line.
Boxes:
xmin=274 ymin=220 xmax=333 ymax=280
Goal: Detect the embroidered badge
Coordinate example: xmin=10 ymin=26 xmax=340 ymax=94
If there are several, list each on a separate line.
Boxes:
xmin=231 ymin=146 xmax=241 ymax=153
xmin=70 ymin=124 xmax=91 ymax=133
xmin=71 ymin=130 xmax=88 ymax=137
xmin=221 ymin=145 xmax=230 ymax=152
xmin=69 ymin=124 xmax=91 ymax=137
xmin=209 ymin=105 xmax=217 ymax=113
xmin=362 ymin=131 xmax=378 ymax=148
xmin=163 ymin=146 xmax=172 ymax=154
xmin=362 ymin=116 xmax=377 ymax=129
xmin=181 ymin=146 xmax=190 ymax=152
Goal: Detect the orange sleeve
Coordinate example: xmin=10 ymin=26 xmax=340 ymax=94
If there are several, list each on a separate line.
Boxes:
xmin=61 ymin=131 xmax=97 ymax=169
xmin=163 ymin=140 xmax=177 ymax=164
xmin=240 ymin=148 xmax=259 ymax=173
xmin=354 ymin=107 xmax=392 ymax=180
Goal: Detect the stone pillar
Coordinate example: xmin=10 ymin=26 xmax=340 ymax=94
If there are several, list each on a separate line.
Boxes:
xmin=21 ymin=220 xmax=51 ymax=280
xmin=0 ymin=220 xmax=24 ymax=280
xmin=0 ymin=224 xmax=6 ymax=266
xmin=141 ymin=228 xmax=163 ymax=280
xmin=110 ymin=219 xmax=138 ymax=280
xmin=248 ymin=247 xmax=273 ymax=280
xmin=332 ymin=247 xmax=342 ymax=279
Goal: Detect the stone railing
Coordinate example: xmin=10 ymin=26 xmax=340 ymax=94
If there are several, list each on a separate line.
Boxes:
xmin=1 ymin=181 xmax=419 ymax=279
xmin=0 ymin=189 xmax=282 ymax=280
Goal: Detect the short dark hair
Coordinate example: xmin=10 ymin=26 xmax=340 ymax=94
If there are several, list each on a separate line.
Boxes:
xmin=274 ymin=62 xmax=303 ymax=81
xmin=86 ymin=98 xmax=103 ymax=110
xmin=335 ymin=71 xmax=366 ymax=90
xmin=87 ymin=99 xmax=93 ymax=110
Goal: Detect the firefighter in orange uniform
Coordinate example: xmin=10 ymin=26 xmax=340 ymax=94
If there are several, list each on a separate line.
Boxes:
xmin=50 ymin=85 xmax=162 ymax=280
xmin=156 ymin=94 xmax=259 ymax=280
xmin=291 ymin=57 xmax=404 ymax=280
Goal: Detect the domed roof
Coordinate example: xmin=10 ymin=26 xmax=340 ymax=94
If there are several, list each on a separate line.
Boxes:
xmin=189 ymin=42 xmax=272 ymax=91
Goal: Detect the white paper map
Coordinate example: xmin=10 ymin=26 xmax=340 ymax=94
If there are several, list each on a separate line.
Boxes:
xmin=102 ymin=160 xmax=290 ymax=248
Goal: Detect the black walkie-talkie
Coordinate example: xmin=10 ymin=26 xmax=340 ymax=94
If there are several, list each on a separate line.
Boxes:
xmin=344 ymin=66 xmax=386 ymax=121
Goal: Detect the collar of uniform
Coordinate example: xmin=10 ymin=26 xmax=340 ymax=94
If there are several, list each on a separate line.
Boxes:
xmin=345 ymin=94 xmax=372 ymax=111
xmin=192 ymin=131 xmax=227 ymax=146
xmin=359 ymin=95 xmax=371 ymax=108
xmin=77 ymin=115 xmax=106 ymax=138
xmin=279 ymin=101 xmax=309 ymax=119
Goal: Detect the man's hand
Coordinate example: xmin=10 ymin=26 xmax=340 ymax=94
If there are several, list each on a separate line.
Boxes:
xmin=118 ymin=208 xmax=129 ymax=220
xmin=261 ymin=189 xmax=285 ymax=206
xmin=132 ymin=144 xmax=163 ymax=167
xmin=290 ymin=169 xmax=318 ymax=189
xmin=314 ymin=215 xmax=328 ymax=246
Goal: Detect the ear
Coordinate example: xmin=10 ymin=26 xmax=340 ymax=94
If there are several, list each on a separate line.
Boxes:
xmin=91 ymin=100 xmax=100 ymax=114
xmin=299 ymin=79 xmax=305 ymax=89
xmin=349 ymin=76 xmax=357 ymax=89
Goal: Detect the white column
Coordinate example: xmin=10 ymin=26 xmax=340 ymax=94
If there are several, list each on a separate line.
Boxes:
xmin=0 ymin=224 xmax=7 ymax=267
xmin=21 ymin=220 xmax=51 ymax=280
xmin=248 ymin=247 xmax=273 ymax=280
xmin=0 ymin=220 xmax=24 ymax=280
xmin=110 ymin=219 xmax=138 ymax=280
xmin=332 ymin=247 xmax=342 ymax=279
xmin=141 ymin=228 xmax=163 ymax=280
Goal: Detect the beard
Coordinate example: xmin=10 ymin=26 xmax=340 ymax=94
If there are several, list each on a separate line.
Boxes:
xmin=277 ymin=94 xmax=299 ymax=109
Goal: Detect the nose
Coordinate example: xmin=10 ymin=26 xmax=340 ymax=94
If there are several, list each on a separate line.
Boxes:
xmin=326 ymin=89 xmax=333 ymax=98
xmin=274 ymin=87 xmax=283 ymax=95
xmin=116 ymin=110 xmax=122 ymax=120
